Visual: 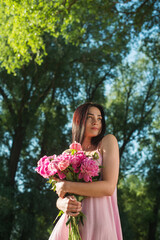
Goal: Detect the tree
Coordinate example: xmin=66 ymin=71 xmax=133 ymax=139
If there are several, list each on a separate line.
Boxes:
xmin=119 ymin=174 xmax=154 ymax=240
xmin=105 ymin=54 xmax=159 ymax=173
xmin=104 ymin=53 xmax=159 ymax=239
xmin=0 ymin=0 xmax=142 ymax=73
xmin=0 ymin=36 xmax=80 ymax=239
xmin=117 ymin=114 xmax=160 ymax=240
xmin=137 ymin=108 xmax=160 ymax=240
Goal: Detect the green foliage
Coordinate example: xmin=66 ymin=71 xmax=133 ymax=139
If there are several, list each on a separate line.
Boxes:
xmin=105 ymin=55 xmax=159 ymax=163
xmin=0 ymin=0 xmax=159 ymax=73
xmin=0 ymin=0 xmax=133 ymax=73
xmin=119 ymin=175 xmax=154 ymax=240
xmin=118 ymin=124 xmax=160 ymax=239
xmin=105 ymin=54 xmax=160 ymax=239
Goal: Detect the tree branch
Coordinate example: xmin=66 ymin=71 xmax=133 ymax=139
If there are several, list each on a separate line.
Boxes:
xmin=141 ymin=77 xmax=156 ymax=119
xmin=120 ymin=77 xmax=158 ymax=157
xmin=88 ymin=67 xmax=115 ymax=101
xmin=0 ymin=86 xmax=15 ymax=117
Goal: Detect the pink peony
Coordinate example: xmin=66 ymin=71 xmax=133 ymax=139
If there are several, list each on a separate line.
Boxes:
xmin=56 ymin=153 xmax=71 ymax=171
xmin=79 ymin=158 xmax=99 ymax=182
xmin=48 ymin=160 xmax=59 ymax=176
xmin=35 ymin=155 xmax=57 ymax=178
xmin=47 ymin=155 xmax=57 ymax=161
xmin=37 ymin=155 xmax=48 ymax=167
xmin=70 ymin=141 xmax=82 ymax=151
xmin=58 ymin=158 xmax=70 ymax=171
xmin=35 ymin=156 xmax=51 ymax=178
xmin=57 ymin=170 xmax=66 ymax=179
xmin=70 ymin=151 xmax=86 ymax=173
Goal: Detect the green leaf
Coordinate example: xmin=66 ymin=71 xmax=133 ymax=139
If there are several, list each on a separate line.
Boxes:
xmin=53 ymin=210 xmax=64 ymax=224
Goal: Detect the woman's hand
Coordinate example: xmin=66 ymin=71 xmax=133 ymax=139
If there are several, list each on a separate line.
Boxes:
xmin=56 ymin=196 xmax=82 ymax=217
xmin=55 ymin=180 xmax=67 ymax=198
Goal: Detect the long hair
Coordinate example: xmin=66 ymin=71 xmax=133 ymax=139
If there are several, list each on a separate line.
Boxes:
xmin=72 ymin=102 xmax=106 ymax=147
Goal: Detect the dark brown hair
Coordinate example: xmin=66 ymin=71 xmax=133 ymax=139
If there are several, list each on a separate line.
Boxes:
xmin=72 ymin=102 xmax=106 ymax=147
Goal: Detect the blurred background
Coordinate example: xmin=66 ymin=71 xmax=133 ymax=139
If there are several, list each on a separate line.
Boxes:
xmin=0 ymin=0 xmax=159 ymax=239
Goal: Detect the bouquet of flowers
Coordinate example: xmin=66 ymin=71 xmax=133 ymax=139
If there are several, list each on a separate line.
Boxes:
xmin=35 ymin=142 xmax=101 ymax=240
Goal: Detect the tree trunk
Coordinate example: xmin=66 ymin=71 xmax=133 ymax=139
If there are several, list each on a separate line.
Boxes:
xmin=9 ymin=124 xmax=26 ymax=187
xmin=4 ymin=124 xmax=26 ymax=239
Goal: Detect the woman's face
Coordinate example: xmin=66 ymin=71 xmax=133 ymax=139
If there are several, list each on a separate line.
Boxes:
xmin=84 ymin=106 xmax=102 ymax=138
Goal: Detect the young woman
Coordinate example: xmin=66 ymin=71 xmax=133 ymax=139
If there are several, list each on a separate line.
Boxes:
xmin=49 ymin=102 xmax=123 ymax=240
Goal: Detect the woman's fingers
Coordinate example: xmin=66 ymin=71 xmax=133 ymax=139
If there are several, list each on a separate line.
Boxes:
xmin=57 ymin=195 xmax=82 ymax=216
xmin=67 ymin=212 xmax=81 ymax=217
xmin=66 ymin=206 xmax=82 ymax=216
xmin=67 ymin=197 xmax=81 ymax=206
xmin=67 ymin=203 xmax=82 ymax=212
xmin=68 ymin=195 xmax=76 ymax=201
xmin=66 ymin=198 xmax=82 ymax=214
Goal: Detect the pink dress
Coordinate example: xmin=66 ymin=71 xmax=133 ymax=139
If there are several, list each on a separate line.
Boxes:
xmin=49 ymin=151 xmax=123 ymax=240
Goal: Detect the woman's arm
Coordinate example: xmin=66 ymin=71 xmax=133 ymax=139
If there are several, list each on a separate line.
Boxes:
xmin=55 ymin=134 xmax=120 ymax=198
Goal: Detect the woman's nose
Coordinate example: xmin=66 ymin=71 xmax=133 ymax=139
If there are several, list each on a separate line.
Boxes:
xmin=92 ymin=117 xmax=98 ymax=124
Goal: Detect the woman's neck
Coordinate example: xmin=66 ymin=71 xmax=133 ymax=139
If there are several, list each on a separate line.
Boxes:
xmin=82 ymin=137 xmax=95 ymax=151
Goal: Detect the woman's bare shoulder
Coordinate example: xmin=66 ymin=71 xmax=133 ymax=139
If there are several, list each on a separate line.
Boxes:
xmin=98 ymin=134 xmax=118 ymax=152
xmin=102 ymin=134 xmax=118 ymax=143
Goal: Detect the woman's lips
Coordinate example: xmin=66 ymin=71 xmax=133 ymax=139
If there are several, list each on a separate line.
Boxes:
xmin=91 ymin=127 xmax=99 ymax=130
